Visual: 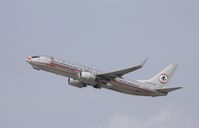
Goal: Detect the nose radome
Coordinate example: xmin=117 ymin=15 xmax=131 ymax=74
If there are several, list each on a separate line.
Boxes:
xmin=26 ymin=56 xmax=32 ymax=62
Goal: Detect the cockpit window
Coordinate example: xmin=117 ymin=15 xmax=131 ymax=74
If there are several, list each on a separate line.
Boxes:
xmin=31 ymin=56 xmax=40 ymax=58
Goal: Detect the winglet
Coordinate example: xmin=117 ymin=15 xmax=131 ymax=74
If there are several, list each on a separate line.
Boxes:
xmin=141 ymin=59 xmax=148 ymax=67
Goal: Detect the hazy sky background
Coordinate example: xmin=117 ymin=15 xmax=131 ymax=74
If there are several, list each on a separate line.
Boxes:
xmin=0 ymin=0 xmax=198 ymax=128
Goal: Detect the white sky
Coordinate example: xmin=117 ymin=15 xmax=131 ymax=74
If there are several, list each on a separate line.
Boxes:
xmin=0 ymin=0 xmax=198 ymax=128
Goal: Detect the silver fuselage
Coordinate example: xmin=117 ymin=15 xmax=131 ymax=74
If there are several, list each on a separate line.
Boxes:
xmin=26 ymin=55 xmax=167 ymax=97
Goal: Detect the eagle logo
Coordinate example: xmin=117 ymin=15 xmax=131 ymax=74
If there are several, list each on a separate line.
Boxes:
xmin=159 ymin=74 xmax=168 ymax=84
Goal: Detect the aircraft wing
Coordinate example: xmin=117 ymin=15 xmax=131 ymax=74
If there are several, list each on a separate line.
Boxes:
xmin=97 ymin=59 xmax=147 ymax=80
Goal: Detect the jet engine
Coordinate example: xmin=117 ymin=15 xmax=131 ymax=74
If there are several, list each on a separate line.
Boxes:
xmin=68 ymin=78 xmax=86 ymax=88
xmin=79 ymin=72 xmax=96 ymax=82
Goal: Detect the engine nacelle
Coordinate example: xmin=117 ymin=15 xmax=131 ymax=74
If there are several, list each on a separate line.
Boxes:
xmin=106 ymin=82 xmax=113 ymax=88
xmin=79 ymin=72 xmax=96 ymax=82
xmin=68 ymin=78 xmax=86 ymax=88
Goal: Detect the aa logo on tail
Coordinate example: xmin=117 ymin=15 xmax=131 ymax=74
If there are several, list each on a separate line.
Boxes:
xmin=159 ymin=74 xmax=168 ymax=84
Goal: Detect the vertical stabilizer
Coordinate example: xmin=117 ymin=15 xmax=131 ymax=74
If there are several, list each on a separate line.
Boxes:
xmin=145 ymin=64 xmax=177 ymax=87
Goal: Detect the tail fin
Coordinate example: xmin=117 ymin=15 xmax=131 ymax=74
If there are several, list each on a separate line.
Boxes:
xmin=145 ymin=64 xmax=177 ymax=87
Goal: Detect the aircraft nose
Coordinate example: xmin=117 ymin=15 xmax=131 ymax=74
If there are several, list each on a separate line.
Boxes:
xmin=26 ymin=56 xmax=32 ymax=62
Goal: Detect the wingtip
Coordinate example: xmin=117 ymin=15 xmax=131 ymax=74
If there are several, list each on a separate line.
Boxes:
xmin=141 ymin=59 xmax=148 ymax=66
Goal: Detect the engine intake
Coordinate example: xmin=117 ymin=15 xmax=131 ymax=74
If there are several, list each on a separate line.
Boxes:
xmin=79 ymin=72 xmax=96 ymax=82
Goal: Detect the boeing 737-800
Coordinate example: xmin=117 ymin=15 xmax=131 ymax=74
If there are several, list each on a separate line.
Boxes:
xmin=26 ymin=55 xmax=182 ymax=97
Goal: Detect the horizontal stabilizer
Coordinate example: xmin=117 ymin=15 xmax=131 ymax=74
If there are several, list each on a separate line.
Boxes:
xmin=156 ymin=87 xmax=182 ymax=93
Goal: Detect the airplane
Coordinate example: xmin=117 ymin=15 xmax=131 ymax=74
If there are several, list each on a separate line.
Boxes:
xmin=25 ymin=55 xmax=182 ymax=97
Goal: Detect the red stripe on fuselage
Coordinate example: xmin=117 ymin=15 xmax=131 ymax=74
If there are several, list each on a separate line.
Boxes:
xmin=51 ymin=62 xmax=81 ymax=72
xmin=52 ymin=62 xmax=151 ymax=94
xmin=113 ymin=80 xmax=152 ymax=94
xmin=39 ymin=61 xmax=152 ymax=95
